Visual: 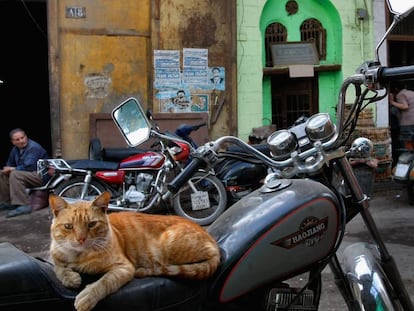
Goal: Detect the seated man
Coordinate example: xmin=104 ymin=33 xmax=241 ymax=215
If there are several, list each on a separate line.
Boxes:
xmin=0 ymin=128 xmax=49 ymax=218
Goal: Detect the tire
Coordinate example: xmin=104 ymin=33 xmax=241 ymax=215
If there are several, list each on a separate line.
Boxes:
xmin=54 ymin=176 xmax=106 ymax=201
xmin=173 ymin=171 xmax=227 ymax=226
xmin=407 ymin=181 xmax=414 ymax=205
xmin=89 ymin=138 xmax=103 ymax=160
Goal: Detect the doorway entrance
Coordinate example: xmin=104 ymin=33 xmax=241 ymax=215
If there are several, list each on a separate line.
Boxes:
xmin=0 ymin=0 xmax=51 ymax=164
xmin=387 ymin=10 xmax=414 ymax=164
xmin=270 ymin=75 xmax=319 ymax=129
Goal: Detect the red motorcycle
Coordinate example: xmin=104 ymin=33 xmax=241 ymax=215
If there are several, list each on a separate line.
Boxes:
xmin=38 ymin=105 xmax=227 ymax=226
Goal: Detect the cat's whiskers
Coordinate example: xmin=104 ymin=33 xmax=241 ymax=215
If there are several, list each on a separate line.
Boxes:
xmin=88 ymin=236 xmax=112 ymax=253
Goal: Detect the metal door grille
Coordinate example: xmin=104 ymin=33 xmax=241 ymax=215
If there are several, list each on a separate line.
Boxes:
xmin=300 ymin=18 xmax=326 ymax=60
xmin=265 ymin=22 xmax=287 ymax=67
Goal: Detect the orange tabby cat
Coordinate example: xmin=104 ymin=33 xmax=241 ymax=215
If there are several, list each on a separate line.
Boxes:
xmin=49 ymin=191 xmax=221 ymax=311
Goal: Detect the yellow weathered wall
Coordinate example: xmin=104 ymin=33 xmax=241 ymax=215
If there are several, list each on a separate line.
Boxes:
xmin=48 ymin=0 xmax=236 ymax=159
xmin=156 ymin=0 xmax=236 ymax=140
xmin=57 ymin=1 xmax=150 ymax=159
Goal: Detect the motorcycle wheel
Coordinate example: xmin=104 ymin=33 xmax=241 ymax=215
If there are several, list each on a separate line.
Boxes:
xmin=407 ymin=181 xmax=414 ymax=205
xmin=53 ymin=176 xmax=106 ymax=201
xmin=172 ymin=171 xmax=227 ymax=226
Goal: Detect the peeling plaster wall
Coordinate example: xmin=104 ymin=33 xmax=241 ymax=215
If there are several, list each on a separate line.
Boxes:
xmin=50 ymin=0 xmax=235 ymax=159
xmin=55 ymin=1 xmax=150 ymax=159
xmin=156 ymin=0 xmax=235 ymax=140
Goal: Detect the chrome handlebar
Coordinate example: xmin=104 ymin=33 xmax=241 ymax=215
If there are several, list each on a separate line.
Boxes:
xmin=197 ymin=63 xmax=414 ymax=178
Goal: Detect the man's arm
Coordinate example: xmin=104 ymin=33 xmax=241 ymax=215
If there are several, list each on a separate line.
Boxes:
xmin=390 ymin=93 xmax=409 ymax=110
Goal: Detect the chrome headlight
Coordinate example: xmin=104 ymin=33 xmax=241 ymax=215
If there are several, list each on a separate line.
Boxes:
xmin=267 ymin=130 xmax=298 ymax=160
xmin=349 ymin=137 xmax=374 ymax=158
xmin=305 ymin=113 xmax=336 ymax=142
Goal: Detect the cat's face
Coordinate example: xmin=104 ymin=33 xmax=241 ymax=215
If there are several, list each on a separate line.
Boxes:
xmin=49 ymin=192 xmax=112 ymax=252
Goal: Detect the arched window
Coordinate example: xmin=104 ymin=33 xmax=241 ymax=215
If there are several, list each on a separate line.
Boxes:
xmin=265 ymin=22 xmax=287 ymax=67
xmin=300 ymin=18 xmax=326 ymax=60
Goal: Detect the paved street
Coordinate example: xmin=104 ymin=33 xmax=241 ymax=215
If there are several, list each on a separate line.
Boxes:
xmin=319 ymin=181 xmax=414 ymax=309
xmin=0 ymin=180 xmax=413 ymax=309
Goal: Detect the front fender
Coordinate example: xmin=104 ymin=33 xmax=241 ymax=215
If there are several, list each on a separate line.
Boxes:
xmin=343 ymin=242 xmax=398 ymax=310
xmin=43 ymin=174 xmax=73 ymax=189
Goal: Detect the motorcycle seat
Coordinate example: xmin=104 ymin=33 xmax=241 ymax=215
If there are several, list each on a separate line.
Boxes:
xmin=89 ymin=137 xmax=149 ymax=162
xmin=102 ymin=148 xmax=147 ymax=162
xmin=0 ymin=242 xmax=208 ymax=310
xmin=396 ymin=151 xmax=414 ymax=164
xmin=67 ymin=159 xmax=119 ymax=171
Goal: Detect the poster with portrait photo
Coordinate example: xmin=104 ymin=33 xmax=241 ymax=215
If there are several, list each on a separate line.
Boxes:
xmin=158 ymin=89 xmax=193 ymax=113
xmin=191 ymin=94 xmax=209 ymax=112
xmin=209 ymin=67 xmax=225 ymax=91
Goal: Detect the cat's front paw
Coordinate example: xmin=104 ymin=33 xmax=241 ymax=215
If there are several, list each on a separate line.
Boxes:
xmin=61 ymin=270 xmax=82 ymax=288
xmin=74 ymin=284 xmax=99 ymax=311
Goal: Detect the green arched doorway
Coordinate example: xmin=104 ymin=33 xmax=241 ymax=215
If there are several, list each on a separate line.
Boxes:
xmin=260 ymin=0 xmax=342 ymax=128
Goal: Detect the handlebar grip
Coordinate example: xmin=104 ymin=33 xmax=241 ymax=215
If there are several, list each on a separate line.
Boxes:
xmin=379 ymin=65 xmax=414 ymax=83
xmin=167 ymin=156 xmax=205 ymax=194
xmin=194 ymin=122 xmax=207 ymax=129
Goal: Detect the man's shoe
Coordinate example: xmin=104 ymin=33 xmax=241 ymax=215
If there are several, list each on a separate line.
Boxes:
xmin=6 ymin=205 xmax=32 ymax=218
xmin=0 ymin=203 xmax=15 ymax=210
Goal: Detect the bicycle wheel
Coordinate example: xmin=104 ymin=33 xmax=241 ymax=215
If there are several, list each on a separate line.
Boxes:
xmin=173 ymin=171 xmax=227 ymax=226
xmin=54 ymin=176 xmax=106 ymax=201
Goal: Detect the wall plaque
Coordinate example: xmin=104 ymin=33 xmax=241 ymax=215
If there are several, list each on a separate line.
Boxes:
xmin=65 ymin=7 xmax=86 ymax=19
xmin=271 ymin=42 xmax=319 ymax=66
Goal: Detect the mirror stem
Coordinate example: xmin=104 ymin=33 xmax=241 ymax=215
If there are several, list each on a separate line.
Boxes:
xmin=375 ymin=16 xmax=399 ymax=63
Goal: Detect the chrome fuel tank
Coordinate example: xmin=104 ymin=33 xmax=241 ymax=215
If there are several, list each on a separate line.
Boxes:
xmin=208 ymin=178 xmax=340 ymax=302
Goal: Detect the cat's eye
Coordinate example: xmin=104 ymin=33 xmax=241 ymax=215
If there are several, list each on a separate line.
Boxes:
xmin=64 ymin=224 xmax=73 ymax=230
xmin=88 ymin=221 xmax=97 ymax=228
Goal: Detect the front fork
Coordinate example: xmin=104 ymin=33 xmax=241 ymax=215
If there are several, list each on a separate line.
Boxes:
xmin=336 ymin=157 xmax=413 ymax=310
xmin=80 ymin=170 xmax=93 ymax=200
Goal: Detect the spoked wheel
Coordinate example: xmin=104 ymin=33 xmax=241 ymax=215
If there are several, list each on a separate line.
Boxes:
xmin=54 ymin=177 xmax=106 ymax=201
xmin=173 ymin=171 xmax=227 ymax=226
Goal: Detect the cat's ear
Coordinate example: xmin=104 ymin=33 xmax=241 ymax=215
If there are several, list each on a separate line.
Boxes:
xmin=92 ymin=191 xmax=111 ymax=213
xmin=49 ymin=194 xmax=68 ymax=217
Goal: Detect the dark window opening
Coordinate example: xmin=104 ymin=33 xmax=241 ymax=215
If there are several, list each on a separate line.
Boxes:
xmin=264 ymin=22 xmax=287 ymax=67
xmin=300 ymin=18 xmax=327 ymax=61
xmin=271 ymin=76 xmax=318 ymax=129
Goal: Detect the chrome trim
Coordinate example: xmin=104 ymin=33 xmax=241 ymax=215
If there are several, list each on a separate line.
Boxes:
xmin=343 ymin=242 xmax=398 ymax=310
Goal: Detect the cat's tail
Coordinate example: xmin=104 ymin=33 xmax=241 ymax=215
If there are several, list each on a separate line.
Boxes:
xmin=176 ymin=244 xmax=221 ymax=280
xmin=135 ymin=243 xmax=221 ymax=280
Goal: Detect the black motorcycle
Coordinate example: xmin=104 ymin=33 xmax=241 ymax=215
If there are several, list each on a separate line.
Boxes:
xmin=173 ymin=122 xmax=270 ymax=206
